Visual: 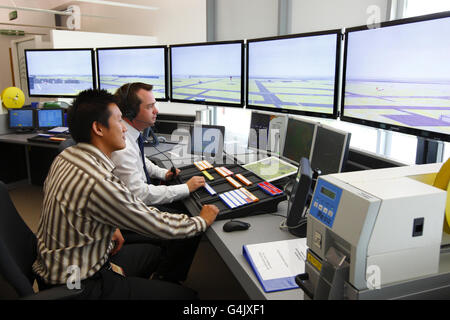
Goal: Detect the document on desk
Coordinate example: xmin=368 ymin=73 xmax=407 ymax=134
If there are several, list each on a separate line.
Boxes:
xmin=243 ymin=238 xmax=307 ymax=292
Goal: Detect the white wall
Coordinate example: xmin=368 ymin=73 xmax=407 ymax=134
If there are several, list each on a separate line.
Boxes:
xmin=215 ymin=0 xmax=279 ymax=41
xmin=291 ymin=0 xmax=390 ymax=33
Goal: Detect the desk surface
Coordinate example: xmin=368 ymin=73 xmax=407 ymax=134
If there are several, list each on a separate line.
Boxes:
xmin=0 ymin=132 xmax=60 ymax=149
xmin=148 ymin=142 xmax=305 ymax=300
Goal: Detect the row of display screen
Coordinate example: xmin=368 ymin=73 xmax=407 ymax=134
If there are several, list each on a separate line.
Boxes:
xmin=8 ymin=108 xmax=65 ymax=130
xmin=23 ymin=11 xmax=450 ymax=142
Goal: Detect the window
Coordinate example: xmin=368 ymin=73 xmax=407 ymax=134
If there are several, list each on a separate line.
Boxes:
xmin=404 ymin=0 xmax=450 ymax=18
xmin=386 ymin=131 xmax=417 ymax=165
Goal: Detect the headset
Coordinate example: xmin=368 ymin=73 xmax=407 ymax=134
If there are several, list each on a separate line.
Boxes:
xmin=119 ymin=83 xmax=159 ymax=146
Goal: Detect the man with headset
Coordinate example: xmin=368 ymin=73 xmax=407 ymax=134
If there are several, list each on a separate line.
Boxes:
xmin=111 ymin=82 xmax=205 ymax=205
xmin=110 ymin=82 xmax=205 ymax=283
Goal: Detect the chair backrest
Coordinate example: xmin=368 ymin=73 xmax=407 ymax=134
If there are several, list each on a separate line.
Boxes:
xmin=0 ymin=181 xmax=37 ymax=297
xmin=57 ymin=138 xmax=76 ymax=154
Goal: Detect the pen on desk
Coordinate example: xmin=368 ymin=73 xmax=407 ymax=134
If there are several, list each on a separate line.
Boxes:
xmin=38 ymin=133 xmax=52 ymax=137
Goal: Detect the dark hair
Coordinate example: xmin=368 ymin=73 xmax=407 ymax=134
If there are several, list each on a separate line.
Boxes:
xmin=67 ymin=89 xmax=118 ymax=143
xmin=114 ymin=82 xmax=153 ymax=120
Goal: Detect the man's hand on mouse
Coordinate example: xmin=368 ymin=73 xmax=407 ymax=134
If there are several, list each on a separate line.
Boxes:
xmin=186 ymin=176 xmax=205 ymax=192
xmin=199 ymin=204 xmax=219 ymax=226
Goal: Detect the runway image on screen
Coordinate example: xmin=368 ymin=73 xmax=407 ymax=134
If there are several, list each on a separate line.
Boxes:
xmin=97 ymin=47 xmax=166 ymax=99
xmin=171 ymin=42 xmax=242 ymax=105
xmin=248 ymin=33 xmax=338 ymax=114
xmin=26 ymin=50 xmax=94 ymax=96
xmin=343 ymin=17 xmax=450 ymax=136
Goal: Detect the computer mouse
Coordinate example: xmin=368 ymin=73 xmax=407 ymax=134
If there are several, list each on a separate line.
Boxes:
xmin=158 ymin=136 xmax=167 ymax=143
xmin=223 ymin=220 xmax=250 ymax=232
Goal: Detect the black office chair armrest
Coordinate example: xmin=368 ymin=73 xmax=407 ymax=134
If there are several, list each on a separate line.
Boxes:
xmin=21 ymin=285 xmax=84 ymax=300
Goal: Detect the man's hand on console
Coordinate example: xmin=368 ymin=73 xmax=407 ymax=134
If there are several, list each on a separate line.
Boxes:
xmin=186 ymin=176 xmax=206 ymax=192
xmin=199 ymin=204 xmax=220 ymax=226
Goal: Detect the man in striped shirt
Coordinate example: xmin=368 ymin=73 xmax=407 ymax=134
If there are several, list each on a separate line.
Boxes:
xmin=32 ymin=89 xmax=219 ymax=299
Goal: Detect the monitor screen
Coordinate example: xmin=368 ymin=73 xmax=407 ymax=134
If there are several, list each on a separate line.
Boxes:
xmin=190 ymin=125 xmax=225 ymax=157
xmin=247 ymin=30 xmax=340 ymax=118
xmin=97 ymin=46 xmax=168 ymax=100
xmin=25 ymin=49 xmax=95 ymax=97
xmin=282 ymin=118 xmax=316 ymax=164
xmin=37 ymin=109 xmax=64 ymax=129
xmin=8 ymin=108 xmax=35 ymax=129
xmin=310 ymin=125 xmax=350 ymax=175
xmin=170 ymin=41 xmax=244 ymax=107
xmin=342 ymin=12 xmax=450 ymax=141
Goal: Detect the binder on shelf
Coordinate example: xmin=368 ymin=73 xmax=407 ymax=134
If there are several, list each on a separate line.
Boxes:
xmin=242 ymin=238 xmax=308 ymax=293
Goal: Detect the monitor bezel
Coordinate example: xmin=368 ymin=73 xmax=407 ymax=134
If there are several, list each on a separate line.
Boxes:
xmin=7 ymin=108 xmax=36 ymax=130
xmin=340 ymin=11 xmax=450 ymax=142
xmin=169 ymin=40 xmax=245 ymax=108
xmin=36 ymin=108 xmax=65 ymax=130
xmin=96 ymin=45 xmax=169 ymax=101
xmin=246 ymin=29 xmax=341 ymax=119
xmin=24 ymin=48 xmax=96 ymax=98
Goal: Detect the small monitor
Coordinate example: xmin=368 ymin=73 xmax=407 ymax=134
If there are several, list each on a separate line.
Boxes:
xmin=8 ymin=108 xmax=35 ymax=130
xmin=190 ymin=124 xmax=225 ymax=157
xmin=24 ymin=49 xmax=95 ymax=98
xmin=282 ymin=117 xmax=317 ymax=164
xmin=248 ymin=112 xmax=271 ymax=150
xmin=37 ymin=109 xmax=64 ymax=129
xmin=310 ymin=124 xmax=351 ymax=175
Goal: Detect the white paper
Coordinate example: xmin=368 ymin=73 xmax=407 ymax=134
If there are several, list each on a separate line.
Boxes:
xmin=245 ymin=238 xmax=307 ymax=281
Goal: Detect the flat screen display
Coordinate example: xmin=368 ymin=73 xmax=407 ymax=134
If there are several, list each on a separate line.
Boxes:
xmin=342 ymin=12 xmax=450 ymax=141
xmin=282 ymin=118 xmax=316 ymax=163
xmin=247 ymin=30 xmax=340 ymax=117
xmin=8 ymin=108 xmax=34 ymax=129
xmin=25 ymin=49 xmax=95 ymax=97
xmin=170 ymin=41 xmax=244 ymax=107
xmin=37 ymin=109 xmax=64 ymax=129
xmin=310 ymin=125 xmax=350 ymax=175
xmin=97 ymin=46 xmax=168 ymax=100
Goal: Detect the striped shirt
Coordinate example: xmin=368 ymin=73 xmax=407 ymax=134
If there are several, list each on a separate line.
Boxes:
xmin=32 ymin=143 xmax=207 ymax=285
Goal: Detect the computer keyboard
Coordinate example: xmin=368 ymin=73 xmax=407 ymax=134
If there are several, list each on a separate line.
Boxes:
xmin=27 ymin=133 xmax=72 ymax=144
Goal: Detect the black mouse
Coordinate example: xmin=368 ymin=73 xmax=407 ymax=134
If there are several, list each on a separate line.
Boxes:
xmin=223 ymin=220 xmax=250 ymax=232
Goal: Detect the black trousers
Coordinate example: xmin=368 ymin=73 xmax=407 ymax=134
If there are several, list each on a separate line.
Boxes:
xmin=38 ymin=243 xmax=198 ymax=300
xmin=121 ymin=202 xmax=202 ymax=282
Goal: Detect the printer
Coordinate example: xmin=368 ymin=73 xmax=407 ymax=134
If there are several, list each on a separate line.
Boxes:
xmin=296 ymin=162 xmax=450 ymax=299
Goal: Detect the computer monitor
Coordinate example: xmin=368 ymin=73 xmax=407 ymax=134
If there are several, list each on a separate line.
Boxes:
xmin=24 ymin=49 xmax=96 ymax=98
xmin=341 ymin=11 xmax=450 ymax=142
xmin=282 ymin=117 xmax=317 ymax=164
xmin=247 ymin=112 xmax=287 ymax=154
xmin=248 ymin=112 xmax=271 ymax=149
xmin=247 ymin=29 xmax=341 ymax=118
xmin=190 ymin=124 xmax=225 ymax=158
xmin=310 ymin=124 xmax=351 ymax=175
xmin=170 ymin=40 xmax=244 ymax=107
xmin=37 ymin=109 xmax=64 ymax=130
xmin=97 ymin=46 xmax=168 ymax=101
xmin=8 ymin=108 xmax=35 ymax=131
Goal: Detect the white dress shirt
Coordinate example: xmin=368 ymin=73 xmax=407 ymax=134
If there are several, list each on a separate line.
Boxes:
xmin=111 ymin=122 xmax=189 ymax=205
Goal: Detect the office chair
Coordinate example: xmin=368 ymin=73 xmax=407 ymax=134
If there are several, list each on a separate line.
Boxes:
xmin=0 ymin=181 xmax=83 ymax=299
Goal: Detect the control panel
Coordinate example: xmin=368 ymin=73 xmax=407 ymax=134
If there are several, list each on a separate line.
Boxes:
xmin=309 ymin=178 xmax=342 ymax=228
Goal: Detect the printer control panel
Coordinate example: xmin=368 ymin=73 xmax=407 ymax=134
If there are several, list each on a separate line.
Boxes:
xmin=309 ymin=178 xmax=342 ymax=228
